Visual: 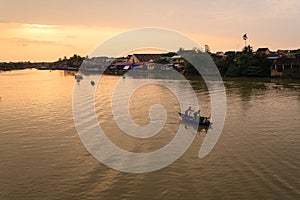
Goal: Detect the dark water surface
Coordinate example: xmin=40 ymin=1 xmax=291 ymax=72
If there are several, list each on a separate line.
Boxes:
xmin=0 ymin=69 xmax=299 ymax=200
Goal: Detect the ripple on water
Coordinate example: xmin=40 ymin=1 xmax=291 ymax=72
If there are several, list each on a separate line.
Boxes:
xmin=0 ymin=71 xmax=299 ymax=200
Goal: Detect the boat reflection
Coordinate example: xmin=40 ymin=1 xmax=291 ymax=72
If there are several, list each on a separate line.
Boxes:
xmin=180 ymin=121 xmax=210 ymax=136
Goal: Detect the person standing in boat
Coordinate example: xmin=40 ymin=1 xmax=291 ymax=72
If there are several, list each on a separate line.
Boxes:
xmin=193 ymin=109 xmax=201 ymax=120
xmin=185 ymin=106 xmax=194 ymax=116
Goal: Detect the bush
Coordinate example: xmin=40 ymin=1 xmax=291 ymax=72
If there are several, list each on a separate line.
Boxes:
xmin=282 ymin=68 xmax=300 ymax=79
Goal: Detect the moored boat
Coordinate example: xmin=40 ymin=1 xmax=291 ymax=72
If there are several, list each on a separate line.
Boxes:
xmin=75 ymin=74 xmax=83 ymax=80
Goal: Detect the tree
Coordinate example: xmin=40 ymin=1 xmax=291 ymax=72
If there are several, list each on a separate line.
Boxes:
xmin=205 ymin=44 xmax=210 ymax=53
xmin=242 ymin=45 xmax=253 ymax=53
xmin=154 ymin=57 xmax=169 ymax=64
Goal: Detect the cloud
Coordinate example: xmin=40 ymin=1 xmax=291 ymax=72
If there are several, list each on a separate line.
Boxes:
xmin=0 ymin=37 xmax=73 ymax=47
xmin=23 ymin=23 xmax=58 ymax=29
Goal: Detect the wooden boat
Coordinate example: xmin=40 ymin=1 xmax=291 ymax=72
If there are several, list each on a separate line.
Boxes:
xmin=75 ymin=74 xmax=83 ymax=80
xmin=178 ymin=112 xmax=211 ymax=126
xmin=75 ymin=74 xmax=83 ymax=82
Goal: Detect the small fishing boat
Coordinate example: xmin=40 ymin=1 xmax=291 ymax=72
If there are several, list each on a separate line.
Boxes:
xmin=75 ymin=74 xmax=83 ymax=82
xmin=75 ymin=74 xmax=83 ymax=80
xmin=178 ymin=112 xmax=211 ymax=126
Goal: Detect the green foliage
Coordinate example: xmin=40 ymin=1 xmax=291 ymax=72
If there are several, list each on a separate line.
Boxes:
xmin=154 ymin=57 xmax=169 ymax=64
xmin=0 ymin=54 xmax=85 ymax=71
xmin=179 ymin=49 xmax=211 ymax=76
xmin=0 ymin=62 xmax=32 ymax=71
xmin=161 ymin=52 xmax=176 ymax=57
xmin=214 ymin=46 xmax=272 ymax=77
xmin=225 ymin=64 xmax=241 ymax=77
xmin=184 ymin=60 xmax=200 ymax=76
xmin=242 ymin=45 xmax=253 ymax=53
xmin=282 ymin=67 xmax=300 ymax=79
xmin=294 ymin=50 xmax=300 ymax=58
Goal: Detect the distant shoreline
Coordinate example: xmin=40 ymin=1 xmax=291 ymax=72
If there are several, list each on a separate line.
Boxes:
xmin=2 ymin=68 xmax=300 ymax=82
xmin=1 ymin=48 xmax=300 ymax=79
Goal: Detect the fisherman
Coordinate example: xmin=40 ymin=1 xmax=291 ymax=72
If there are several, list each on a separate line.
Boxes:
xmin=185 ymin=106 xmax=194 ymax=116
xmin=204 ymin=117 xmax=209 ymax=123
xmin=193 ymin=109 xmax=201 ymax=120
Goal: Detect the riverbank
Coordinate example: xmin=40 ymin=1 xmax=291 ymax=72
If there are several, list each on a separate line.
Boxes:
xmin=2 ymin=66 xmax=300 ymax=81
xmin=1 ymin=48 xmax=300 ymax=79
xmin=0 ymin=54 xmax=84 ymax=71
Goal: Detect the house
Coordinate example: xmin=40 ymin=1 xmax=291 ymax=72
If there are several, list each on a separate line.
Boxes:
xmin=256 ymin=48 xmax=280 ymax=61
xmin=168 ymin=55 xmax=185 ymax=71
xmin=256 ymin=48 xmax=271 ymax=56
xmin=129 ymin=54 xmax=162 ymax=64
xmin=80 ymin=57 xmax=114 ymax=72
xmin=277 ymin=50 xmax=295 ymax=58
xmin=170 ymin=55 xmax=185 ymax=64
xmin=266 ymin=52 xmax=279 ymax=60
xmin=211 ymin=51 xmax=226 ymax=61
xmin=114 ymin=56 xmax=129 ymax=63
xmin=271 ymin=57 xmax=300 ymax=77
xmin=216 ymin=51 xmax=225 ymax=57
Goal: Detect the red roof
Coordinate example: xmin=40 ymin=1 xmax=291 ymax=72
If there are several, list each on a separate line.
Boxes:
xmin=132 ymin=54 xmax=162 ymax=62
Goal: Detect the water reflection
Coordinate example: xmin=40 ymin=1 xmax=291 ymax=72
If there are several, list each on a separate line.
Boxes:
xmin=61 ymin=70 xmax=77 ymax=77
xmin=0 ymin=70 xmax=299 ymax=200
xmin=181 ymin=122 xmax=209 ymax=136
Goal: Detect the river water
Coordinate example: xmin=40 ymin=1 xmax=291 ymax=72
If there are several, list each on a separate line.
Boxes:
xmin=0 ymin=69 xmax=299 ymax=200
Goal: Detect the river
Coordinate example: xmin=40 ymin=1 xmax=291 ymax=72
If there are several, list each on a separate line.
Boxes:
xmin=0 ymin=69 xmax=299 ymax=200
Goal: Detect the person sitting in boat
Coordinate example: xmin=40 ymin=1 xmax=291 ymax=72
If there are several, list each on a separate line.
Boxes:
xmin=193 ymin=109 xmax=201 ymax=120
xmin=185 ymin=106 xmax=194 ymax=116
xmin=204 ymin=117 xmax=209 ymax=123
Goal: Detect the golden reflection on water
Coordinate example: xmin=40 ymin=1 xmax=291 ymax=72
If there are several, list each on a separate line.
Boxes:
xmin=0 ymin=69 xmax=299 ymax=200
xmin=95 ymin=76 xmax=182 ymax=153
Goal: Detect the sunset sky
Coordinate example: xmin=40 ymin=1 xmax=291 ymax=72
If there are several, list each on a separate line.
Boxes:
xmin=1 ymin=0 xmax=300 ymax=62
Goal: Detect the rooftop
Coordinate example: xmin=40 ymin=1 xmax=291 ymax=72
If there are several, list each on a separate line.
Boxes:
xmin=132 ymin=54 xmax=162 ymax=62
